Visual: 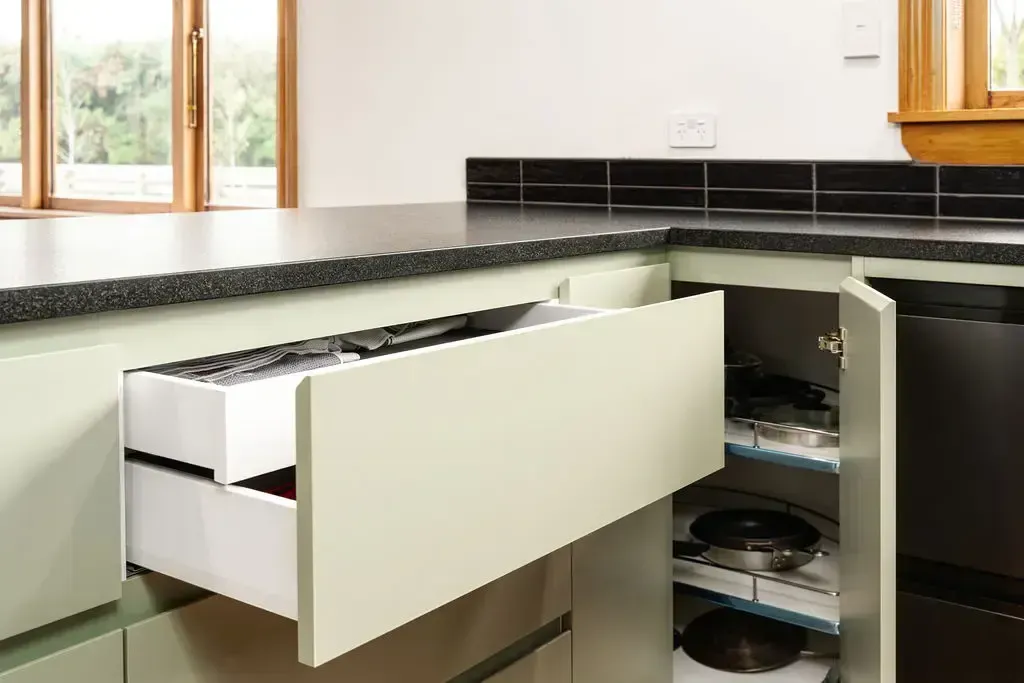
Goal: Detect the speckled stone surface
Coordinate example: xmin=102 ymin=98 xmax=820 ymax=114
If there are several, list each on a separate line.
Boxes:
xmin=4 ymin=202 xmax=1024 ymax=324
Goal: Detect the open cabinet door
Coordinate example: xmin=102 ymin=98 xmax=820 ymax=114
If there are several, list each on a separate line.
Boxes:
xmin=838 ymin=277 xmax=896 ymax=683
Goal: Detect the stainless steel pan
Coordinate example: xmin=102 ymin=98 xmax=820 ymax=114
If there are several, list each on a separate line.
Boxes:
xmin=673 ymin=509 xmax=829 ymax=572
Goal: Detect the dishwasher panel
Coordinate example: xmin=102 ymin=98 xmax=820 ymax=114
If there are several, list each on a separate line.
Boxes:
xmin=897 ymin=313 xmax=1024 ymax=580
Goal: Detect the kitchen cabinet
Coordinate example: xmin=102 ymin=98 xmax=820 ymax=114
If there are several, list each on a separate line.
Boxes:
xmin=482 ymin=633 xmax=571 ymax=683
xmin=0 ymin=631 xmax=122 ymax=683
xmin=562 ymin=258 xmax=896 ymax=683
xmin=124 ymin=549 xmax=569 ymax=683
xmin=124 ymin=295 xmax=723 ymax=666
xmin=0 ymin=346 xmax=122 ymax=642
xmin=0 ymin=244 xmax=903 ymax=683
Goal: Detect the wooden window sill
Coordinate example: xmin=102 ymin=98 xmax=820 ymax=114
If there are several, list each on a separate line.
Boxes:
xmin=0 ymin=207 xmax=93 ymax=219
xmin=888 ymin=109 xmax=1024 ymax=123
xmin=888 ymin=111 xmax=1024 ymax=164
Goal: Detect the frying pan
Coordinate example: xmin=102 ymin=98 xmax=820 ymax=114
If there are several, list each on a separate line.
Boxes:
xmin=673 ymin=509 xmax=829 ymax=572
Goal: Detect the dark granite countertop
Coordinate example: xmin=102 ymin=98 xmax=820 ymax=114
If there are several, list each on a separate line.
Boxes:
xmin=4 ymin=202 xmax=1024 ymax=324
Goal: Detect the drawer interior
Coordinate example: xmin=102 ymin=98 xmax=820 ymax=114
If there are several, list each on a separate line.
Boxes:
xmin=124 ymin=301 xmax=602 ymax=483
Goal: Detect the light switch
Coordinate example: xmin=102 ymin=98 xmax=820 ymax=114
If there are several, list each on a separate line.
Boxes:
xmin=842 ymin=1 xmax=881 ymax=59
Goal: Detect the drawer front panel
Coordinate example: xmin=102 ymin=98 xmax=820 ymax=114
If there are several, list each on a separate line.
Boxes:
xmin=0 ymin=631 xmax=122 ymax=683
xmin=483 ymin=633 xmax=571 ymax=683
xmin=124 ymin=550 xmax=569 ymax=683
xmin=296 ymin=295 xmax=724 ymax=665
xmin=897 ymin=592 xmax=1024 ymax=683
xmin=0 ymin=347 xmax=122 ymax=641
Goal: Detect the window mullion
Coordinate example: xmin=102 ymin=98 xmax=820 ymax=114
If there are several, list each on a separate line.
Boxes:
xmin=277 ymin=0 xmax=297 ymax=208
xmin=964 ymin=0 xmax=990 ymax=108
xmin=172 ymin=0 xmax=206 ymax=212
xmin=20 ymin=0 xmax=46 ymax=209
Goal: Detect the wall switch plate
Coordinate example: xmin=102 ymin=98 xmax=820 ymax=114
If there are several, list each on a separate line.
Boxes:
xmin=669 ymin=112 xmax=716 ymax=148
xmin=842 ymin=1 xmax=881 ymax=59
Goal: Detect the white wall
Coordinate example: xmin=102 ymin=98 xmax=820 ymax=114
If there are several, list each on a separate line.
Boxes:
xmin=298 ymin=1 xmax=905 ymax=207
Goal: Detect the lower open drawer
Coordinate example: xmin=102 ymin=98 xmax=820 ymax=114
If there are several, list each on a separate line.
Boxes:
xmin=125 ymin=295 xmax=724 ymax=667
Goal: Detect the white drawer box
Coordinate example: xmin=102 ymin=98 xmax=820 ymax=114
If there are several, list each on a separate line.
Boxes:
xmin=125 ymin=296 xmax=724 ymax=668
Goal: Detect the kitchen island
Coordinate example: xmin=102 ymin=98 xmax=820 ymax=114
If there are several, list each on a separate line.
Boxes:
xmin=2 ymin=202 xmax=1024 ymax=683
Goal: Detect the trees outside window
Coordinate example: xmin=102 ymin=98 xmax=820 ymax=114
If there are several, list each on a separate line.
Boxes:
xmin=0 ymin=0 xmax=296 ymax=215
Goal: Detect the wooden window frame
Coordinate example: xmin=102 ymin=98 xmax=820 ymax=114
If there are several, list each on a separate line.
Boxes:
xmin=890 ymin=0 xmax=1024 ymax=163
xmin=0 ymin=0 xmax=297 ymax=218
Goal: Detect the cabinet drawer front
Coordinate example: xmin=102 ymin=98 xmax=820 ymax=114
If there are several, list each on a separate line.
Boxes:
xmin=123 ymin=551 xmax=569 ymax=683
xmin=0 ymin=347 xmax=122 ymax=641
xmin=0 ymin=631 xmax=123 ymax=683
xmin=297 ymin=295 xmax=723 ymax=665
xmin=897 ymin=592 xmax=1024 ymax=683
xmin=484 ymin=633 xmax=571 ymax=683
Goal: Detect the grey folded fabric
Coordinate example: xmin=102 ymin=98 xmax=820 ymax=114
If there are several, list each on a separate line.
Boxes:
xmin=156 ymin=315 xmax=469 ymax=386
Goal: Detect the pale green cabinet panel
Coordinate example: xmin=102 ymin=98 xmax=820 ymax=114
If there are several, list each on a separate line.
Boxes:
xmin=0 ymin=346 xmax=122 ymax=641
xmin=483 ymin=633 xmax=571 ymax=683
xmin=0 ymin=631 xmax=122 ymax=683
xmin=556 ymin=263 xmax=670 ymax=309
xmin=838 ymin=278 xmax=896 ymax=683
xmin=125 ymin=551 xmax=569 ymax=683
xmin=0 ymin=572 xmax=207 ymax=675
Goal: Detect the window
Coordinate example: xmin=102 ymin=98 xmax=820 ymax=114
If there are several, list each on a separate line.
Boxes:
xmin=0 ymin=0 xmax=296 ymax=216
xmin=892 ymin=0 xmax=1024 ymax=163
xmin=0 ymin=0 xmax=20 ymax=202
xmin=989 ymin=0 xmax=1024 ymax=105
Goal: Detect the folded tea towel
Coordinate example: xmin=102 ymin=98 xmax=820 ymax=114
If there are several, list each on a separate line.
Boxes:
xmin=155 ymin=315 xmax=469 ymax=386
xmin=331 ymin=315 xmax=468 ymax=351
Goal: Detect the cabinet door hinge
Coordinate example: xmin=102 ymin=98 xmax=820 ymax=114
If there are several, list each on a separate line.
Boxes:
xmin=818 ymin=328 xmax=847 ymax=370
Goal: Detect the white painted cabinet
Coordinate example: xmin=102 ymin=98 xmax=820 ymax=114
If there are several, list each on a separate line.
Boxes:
xmin=125 ymin=297 xmax=724 ymax=667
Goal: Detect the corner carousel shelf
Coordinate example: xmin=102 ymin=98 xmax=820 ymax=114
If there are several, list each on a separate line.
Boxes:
xmin=673 ymin=505 xmax=840 ymax=636
xmin=725 ymin=418 xmax=840 ymax=474
xmin=673 ymin=599 xmax=839 ymax=683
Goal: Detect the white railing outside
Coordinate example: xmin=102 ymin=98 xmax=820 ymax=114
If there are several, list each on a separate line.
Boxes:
xmin=0 ymin=162 xmax=277 ymax=207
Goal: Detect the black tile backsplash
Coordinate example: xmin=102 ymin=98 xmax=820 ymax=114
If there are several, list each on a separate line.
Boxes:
xmin=610 ymin=186 xmax=704 ymax=209
xmin=522 ymin=184 xmax=607 ymax=205
xmin=817 ymin=192 xmax=936 ymax=217
xmin=467 ymin=158 xmax=1024 ymax=222
xmin=940 ymin=195 xmax=1024 ymax=220
xmin=939 ymin=166 xmax=1024 ymax=196
xmin=609 ymin=160 xmax=704 ymax=188
xmin=522 ymin=159 xmax=607 ymax=185
xmin=467 ymin=183 xmax=520 ymax=203
xmin=467 ymin=158 xmax=520 ymax=184
xmin=707 ymin=162 xmax=813 ymax=191
xmin=816 ymin=163 xmax=936 ymax=193
xmin=708 ymin=189 xmax=814 ymax=213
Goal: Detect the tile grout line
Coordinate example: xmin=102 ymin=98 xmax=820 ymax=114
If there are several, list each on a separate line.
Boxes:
xmin=812 ymin=162 xmax=817 ymax=214
xmin=519 ymin=159 xmax=524 ymax=205
xmin=606 ymin=160 xmax=612 ymax=208
xmin=703 ymin=161 xmax=709 ymax=209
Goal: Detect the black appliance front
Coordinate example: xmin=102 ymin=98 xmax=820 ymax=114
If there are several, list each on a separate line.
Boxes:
xmin=872 ymin=278 xmax=1024 ymax=683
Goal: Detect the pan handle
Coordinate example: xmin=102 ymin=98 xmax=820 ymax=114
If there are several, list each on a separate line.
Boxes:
xmin=673 ymin=540 xmax=711 ymax=559
xmin=774 ymin=547 xmax=830 ymax=560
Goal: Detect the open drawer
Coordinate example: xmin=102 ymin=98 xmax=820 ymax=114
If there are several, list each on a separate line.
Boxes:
xmin=125 ymin=296 xmax=724 ymax=667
